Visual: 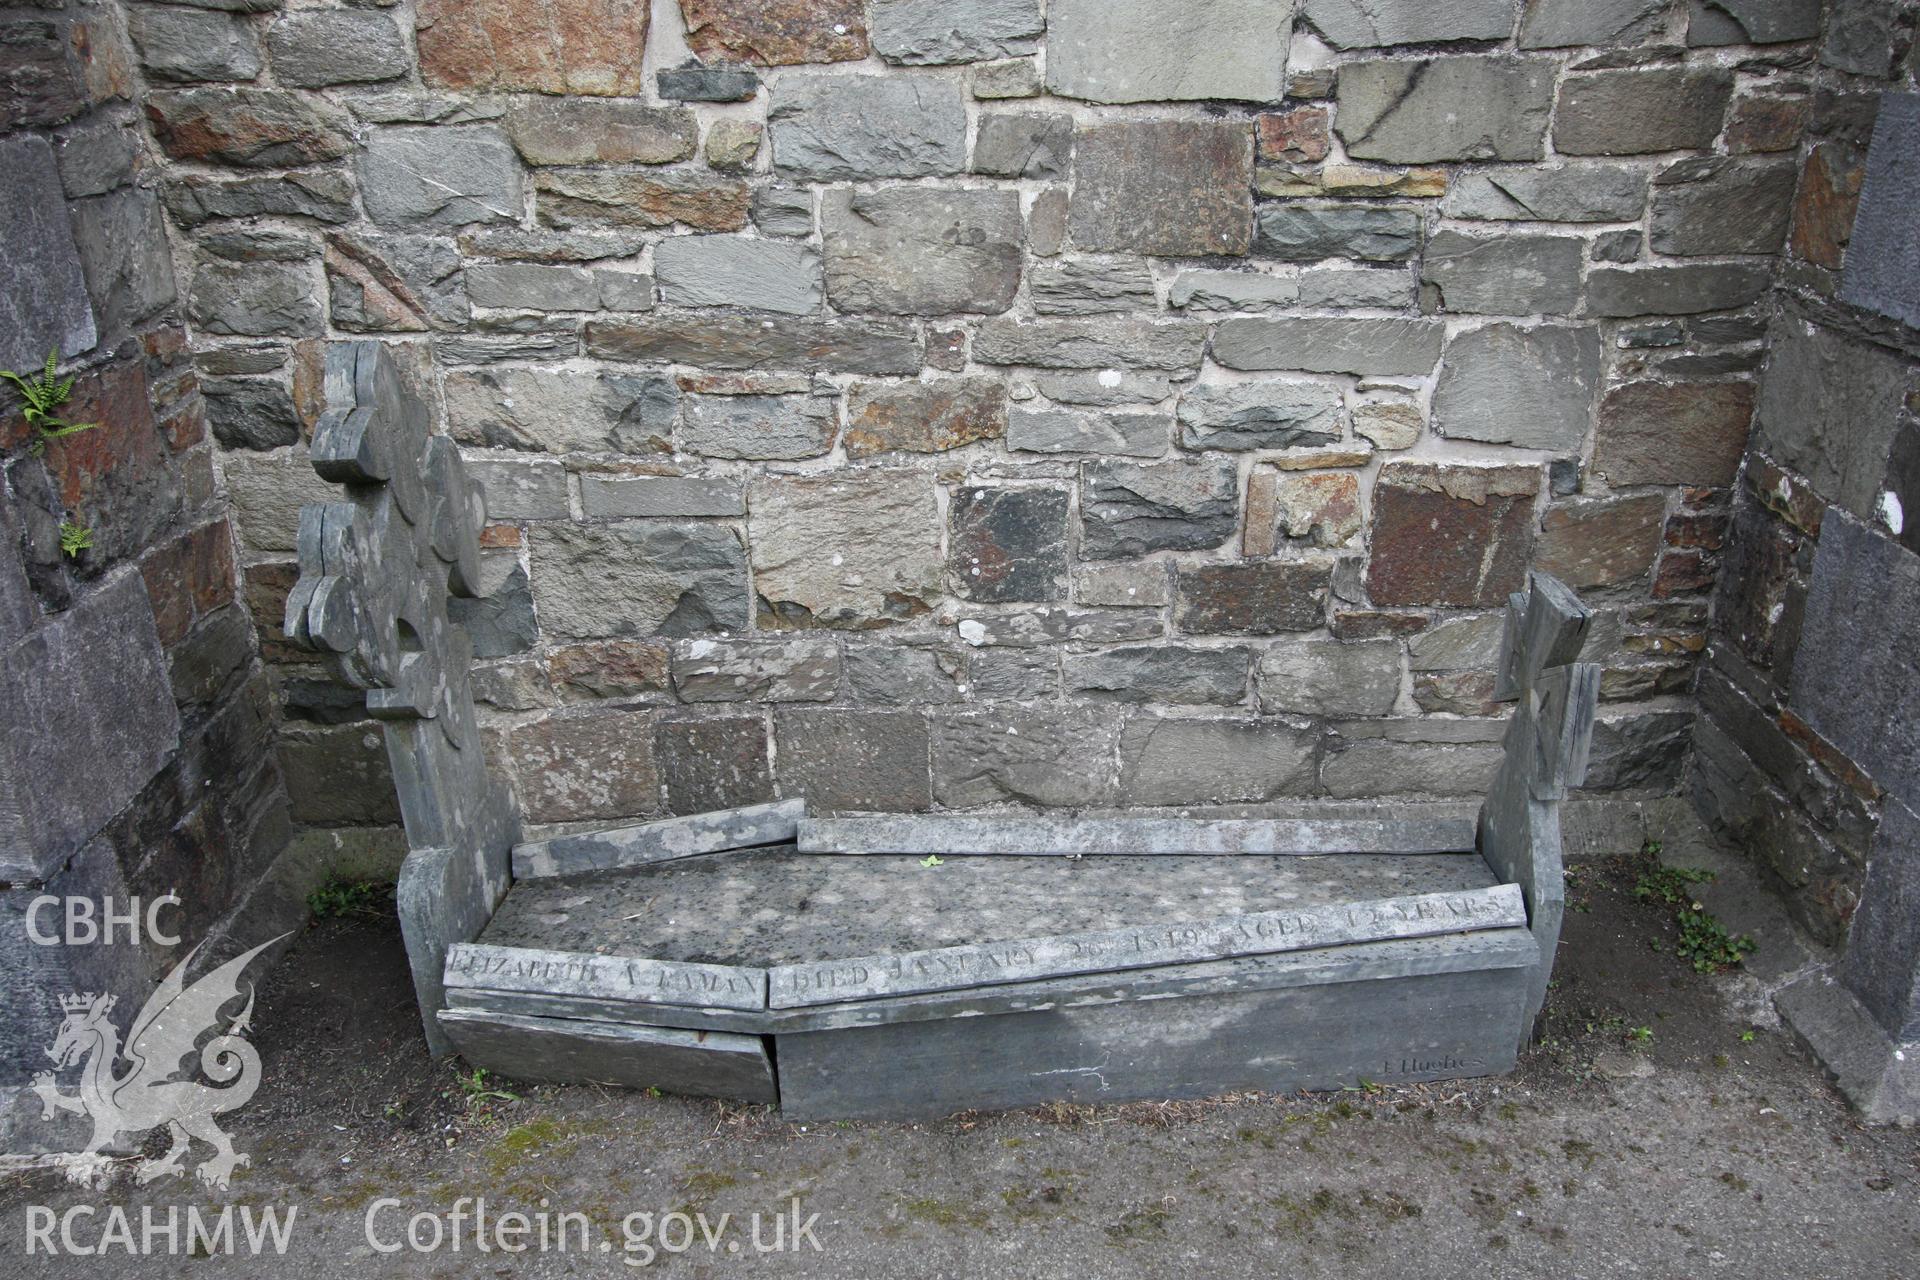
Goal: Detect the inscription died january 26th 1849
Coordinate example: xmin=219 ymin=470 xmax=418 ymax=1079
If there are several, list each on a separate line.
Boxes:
xmin=445 ymin=942 xmax=768 ymax=1011
xmin=768 ymin=884 xmax=1526 ymax=1008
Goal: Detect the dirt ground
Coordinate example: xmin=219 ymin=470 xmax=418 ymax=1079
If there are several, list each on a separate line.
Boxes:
xmin=3 ymin=847 xmax=1917 ymax=1278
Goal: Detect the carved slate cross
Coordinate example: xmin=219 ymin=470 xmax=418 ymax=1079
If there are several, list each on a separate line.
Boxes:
xmin=1493 ymin=573 xmax=1602 ymax=802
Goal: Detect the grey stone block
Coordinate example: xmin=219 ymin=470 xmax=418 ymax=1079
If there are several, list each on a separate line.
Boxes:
xmin=1212 ymin=318 xmax=1443 ymax=375
xmin=1554 ymin=69 xmax=1734 ymax=156
xmin=952 ymin=607 xmax=1161 ymax=648
xmin=1822 ymin=0 xmax=1898 ymax=76
xmin=974 ymin=318 xmax=1206 ymax=370
xmin=1175 ymin=381 xmax=1342 ymax=452
xmin=1518 ymin=0 xmax=1667 ymax=47
xmin=1755 ymin=324 xmax=1907 ymax=519
xmin=1648 ymin=157 xmax=1797 ymax=256
xmin=1169 ymin=270 xmax=1300 ymax=312
xmin=530 ymin=522 xmax=749 ymax=639
xmin=1841 ymin=800 xmax=1920 ymax=1041
xmin=657 ymin=62 xmax=760 ymax=103
xmin=187 ymin=260 xmax=319 ymax=337
xmin=580 ymin=476 xmax=743 ymax=519
xmin=360 ymin=126 xmax=523 ymax=228
xmin=450 ymin=941 xmax=764 ymax=1012
xmin=1433 ymin=324 xmax=1601 ymax=452
xmin=462 ymin=456 xmax=568 ymax=520
xmin=1774 ymin=973 xmax=1918 ymax=1126
xmin=1032 ymin=371 xmax=1174 ymax=407
xmin=1441 ymin=164 xmax=1649 ymax=222
xmin=798 ymin=814 xmax=1477 ymax=856
xmin=845 ymin=645 xmax=962 ymax=704
xmin=769 ymin=73 xmax=966 ymax=180
xmin=1586 ymin=263 xmax=1771 ymax=316
xmin=1303 ymin=0 xmax=1513 ymax=46
xmin=1840 ymin=92 xmax=1920 ymax=331
xmin=821 ymin=186 xmax=1021 ymax=316
xmin=1687 ymin=0 xmax=1820 ymax=45
xmin=503 ymin=100 xmax=696 ymax=167
xmin=671 ymin=637 xmax=840 ymax=703
xmin=871 ymin=0 xmax=1042 ymax=64
xmin=1045 ymin=0 xmax=1287 ymax=103
xmin=0 ymin=574 xmax=180 ymax=881
xmin=55 ymin=121 xmax=138 ymax=200
xmin=514 ymin=800 xmax=803 ymax=878
xmin=681 ymin=393 xmax=834 ymax=460
xmin=1324 ymin=739 xmax=1503 ymax=798
xmin=932 ymin=707 xmax=1120 ymax=808
xmin=751 ymin=186 xmax=814 ymax=237
xmin=1337 ymin=57 xmax=1555 ymax=163
xmin=445 ymin=368 xmax=674 ymax=455
xmin=653 ymin=236 xmax=821 ymax=315
xmin=466 ymin=263 xmax=598 ymax=311
xmin=1008 ymin=408 xmax=1169 ymax=457
xmin=1080 ymin=459 xmax=1238 ymax=559
xmin=0 ymin=136 xmax=97 ymax=369
xmin=448 ymin=564 xmax=538 ymax=658
xmin=775 ymin=708 xmax=933 ymax=813
xmin=972 ymin=112 xmax=1072 ymax=179
xmin=586 ymin=314 xmax=919 ymax=374
xmin=71 ymin=187 xmax=179 ymax=337
xmin=1028 ymin=257 xmax=1156 ymax=315
xmin=326 ymin=231 xmax=470 ymax=332
xmin=1259 ymin=639 xmax=1402 ymax=717
xmin=748 ymin=471 xmax=942 ymax=629
xmin=1065 ymin=646 xmax=1250 ymax=707
xmin=1422 ymin=232 xmax=1584 ymax=315
xmin=1299 ymin=267 xmax=1416 ymax=308
xmin=166 ymin=170 xmax=357 ymax=227
xmin=267 ymin=11 xmax=409 ymax=87
xmin=130 ymin=6 xmax=262 ymax=82
xmin=202 ymin=376 xmax=301 ymax=450
xmin=1255 ymin=205 xmax=1420 ymax=262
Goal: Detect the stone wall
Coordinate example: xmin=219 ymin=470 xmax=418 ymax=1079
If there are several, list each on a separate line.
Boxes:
xmin=131 ymin=0 xmax=1822 ymax=834
xmin=1686 ymin=3 xmax=1919 ymax=1118
xmin=0 ymin=0 xmax=292 ymax=1142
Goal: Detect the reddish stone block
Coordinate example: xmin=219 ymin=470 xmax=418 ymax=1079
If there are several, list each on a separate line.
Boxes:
xmin=680 ymin=0 xmax=868 ymax=66
xmin=1664 ymin=511 xmax=1729 ymax=551
xmin=545 ymin=639 xmax=672 ymax=701
xmin=1413 ymin=670 xmax=1502 ymax=716
xmin=243 ymin=560 xmax=303 ymax=663
xmin=1651 ymin=549 xmax=1714 ymax=598
xmin=418 ymin=0 xmax=650 ymax=94
xmin=1330 ymin=609 xmax=1428 ymax=640
xmin=1789 ymin=141 xmax=1864 ymax=270
xmin=45 ymin=361 xmax=181 ymax=567
xmin=1256 ymin=105 xmax=1331 ymax=164
xmin=1174 ymin=561 xmax=1328 ymax=635
xmin=1534 ymin=493 xmax=1668 ymax=589
xmin=479 ymin=523 xmax=523 ymax=549
xmin=1745 ymin=453 xmax=1825 ymax=537
xmin=1367 ymin=462 xmax=1538 ymax=608
xmin=1593 ymin=381 xmax=1755 ymax=489
xmin=139 ymin=520 xmax=235 ymax=647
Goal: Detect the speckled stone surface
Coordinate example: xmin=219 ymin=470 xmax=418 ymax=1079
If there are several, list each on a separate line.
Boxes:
xmin=478 ymin=845 xmax=1500 ymax=966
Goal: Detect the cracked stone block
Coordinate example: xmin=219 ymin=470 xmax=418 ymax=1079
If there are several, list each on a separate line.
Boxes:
xmin=1255 ymin=205 xmax=1419 ymax=262
xmin=1176 ymin=381 xmax=1342 ymax=453
xmin=360 ymin=126 xmax=523 ymax=229
xmin=326 ymin=232 xmax=469 ymax=333
xmin=1336 ymin=56 xmax=1554 ymax=163
xmin=1302 ymin=0 xmax=1513 ymax=47
xmin=1442 ymin=164 xmax=1649 ymax=222
xmin=845 ymin=377 xmax=1005 ymax=457
xmin=1421 ymin=231 xmax=1583 ymax=315
xmin=972 ymin=112 xmax=1072 ymax=179
xmin=872 ymin=0 xmax=1041 ymax=65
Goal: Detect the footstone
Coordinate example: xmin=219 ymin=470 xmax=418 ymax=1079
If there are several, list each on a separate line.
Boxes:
xmin=769 ymin=884 xmax=1527 ymax=1007
xmin=797 ymin=816 xmax=1477 ymax=856
xmin=439 ymin=1009 xmax=776 ymax=1101
xmin=514 ymin=799 xmax=805 ymax=878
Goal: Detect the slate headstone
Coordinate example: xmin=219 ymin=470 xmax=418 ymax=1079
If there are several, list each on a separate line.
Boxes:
xmin=1840 ymin=92 xmax=1920 ymax=331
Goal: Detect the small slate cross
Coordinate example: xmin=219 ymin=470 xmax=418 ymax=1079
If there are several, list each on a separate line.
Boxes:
xmin=1494 ymin=573 xmax=1602 ymax=802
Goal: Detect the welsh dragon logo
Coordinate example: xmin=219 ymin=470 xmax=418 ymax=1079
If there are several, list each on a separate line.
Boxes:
xmin=32 ymin=935 xmax=286 ymax=1190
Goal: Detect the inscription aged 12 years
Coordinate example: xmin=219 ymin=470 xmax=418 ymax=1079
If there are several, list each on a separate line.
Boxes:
xmin=770 ymin=885 xmax=1527 ymax=1008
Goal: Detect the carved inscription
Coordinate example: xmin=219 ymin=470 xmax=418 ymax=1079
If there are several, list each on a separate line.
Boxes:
xmin=768 ymin=884 xmax=1526 ymax=1008
xmin=446 ymin=942 xmax=767 ymax=1011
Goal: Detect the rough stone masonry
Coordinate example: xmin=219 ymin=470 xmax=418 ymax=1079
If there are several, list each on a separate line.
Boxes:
xmin=127 ymin=0 xmax=1827 ymax=832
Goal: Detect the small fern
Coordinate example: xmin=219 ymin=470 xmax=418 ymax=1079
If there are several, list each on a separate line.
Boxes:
xmin=58 ymin=522 xmax=93 ymax=558
xmin=2 ymin=349 xmax=98 ymax=456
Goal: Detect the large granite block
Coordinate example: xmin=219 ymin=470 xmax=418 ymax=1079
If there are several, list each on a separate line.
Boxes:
xmin=1 ymin=574 xmax=180 ymax=881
